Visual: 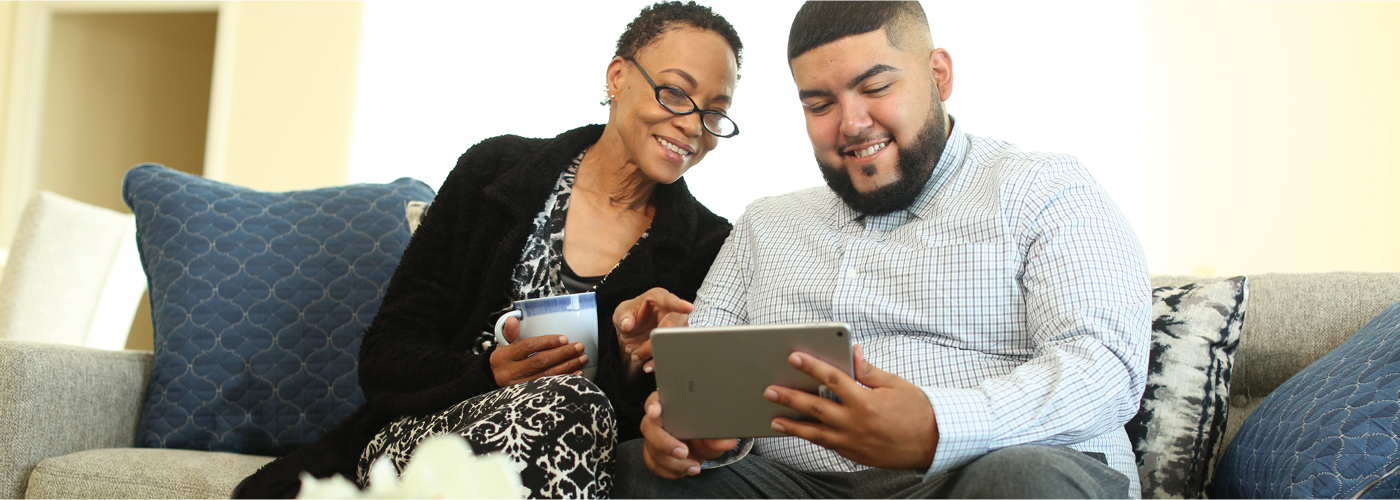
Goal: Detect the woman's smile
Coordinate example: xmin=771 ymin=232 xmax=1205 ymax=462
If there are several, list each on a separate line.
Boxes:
xmin=655 ymin=135 xmax=693 ymax=163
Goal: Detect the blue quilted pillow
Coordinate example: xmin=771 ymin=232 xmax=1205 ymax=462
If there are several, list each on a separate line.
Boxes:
xmin=123 ymin=164 xmax=435 ymax=456
xmin=1213 ymin=299 xmax=1400 ymax=498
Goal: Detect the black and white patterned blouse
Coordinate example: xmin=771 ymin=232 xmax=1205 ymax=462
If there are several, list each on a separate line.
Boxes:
xmin=473 ymin=150 xmax=649 ymax=353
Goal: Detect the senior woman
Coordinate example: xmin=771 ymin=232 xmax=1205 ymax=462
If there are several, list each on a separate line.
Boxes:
xmin=234 ymin=2 xmax=740 ymax=498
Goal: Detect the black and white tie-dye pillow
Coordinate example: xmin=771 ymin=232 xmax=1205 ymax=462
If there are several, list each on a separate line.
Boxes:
xmin=1126 ymin=276 xmax=1248 ymax=499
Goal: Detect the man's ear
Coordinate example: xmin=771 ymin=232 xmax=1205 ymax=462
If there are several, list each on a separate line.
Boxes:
xmin=929 ymin=48 xmax=953 ymax=102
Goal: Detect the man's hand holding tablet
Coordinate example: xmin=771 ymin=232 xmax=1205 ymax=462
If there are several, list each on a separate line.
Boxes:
xmin=763 ymin=343 xmax=940 ymax=470
xmin=650 ymin=323 xmax=855 ymax=439
xmin=613 ymin=289 xmax=734 ymax=479
xmin=613 ymin=289 xmax=942 ymax=478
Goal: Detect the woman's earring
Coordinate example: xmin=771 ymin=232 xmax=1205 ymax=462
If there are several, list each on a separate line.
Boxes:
xmin=600 ymin=86 xmax=613 ymax=107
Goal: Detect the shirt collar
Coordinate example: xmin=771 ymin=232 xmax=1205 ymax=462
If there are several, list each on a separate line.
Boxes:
xmin=835 ymin=117 xmax=969 ymax=228
xmin=907 ymin=117 xmax=967 ymax=220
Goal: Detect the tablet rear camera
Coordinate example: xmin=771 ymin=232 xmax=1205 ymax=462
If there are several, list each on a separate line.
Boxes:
xmin=836 ymin=331 xmax=844 ymax=337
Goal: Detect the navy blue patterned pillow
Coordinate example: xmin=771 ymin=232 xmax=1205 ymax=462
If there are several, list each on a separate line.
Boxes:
xmin=123 ymin=164 xmax=435 ymax=456
xmin=1212 ymin=299 xmax=1400 ymax=498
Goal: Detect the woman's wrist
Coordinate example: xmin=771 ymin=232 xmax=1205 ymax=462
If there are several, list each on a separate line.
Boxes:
xmin=622 ymin=354 xmax=647 ymax=385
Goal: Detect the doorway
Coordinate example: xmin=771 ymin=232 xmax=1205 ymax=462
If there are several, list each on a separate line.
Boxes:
xmin=45 ymin=11 xmax=216 ymax=351
xmin=39 ymin=12 xmax=216 ymax=212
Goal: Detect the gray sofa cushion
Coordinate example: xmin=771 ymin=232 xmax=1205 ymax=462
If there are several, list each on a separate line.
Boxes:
xmin=25 ymin=448 xmax=272 ymax=499
xmin=0 ymin=341 xmax=151 ymax=499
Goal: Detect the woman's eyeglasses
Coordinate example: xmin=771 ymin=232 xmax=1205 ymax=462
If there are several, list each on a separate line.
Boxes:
xmin=625 ymin=57 xmax=739 ymax=138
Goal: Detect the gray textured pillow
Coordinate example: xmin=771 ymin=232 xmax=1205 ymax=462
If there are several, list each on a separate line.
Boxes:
xmin=1126 ymin=276 xmax=1248 ymax=499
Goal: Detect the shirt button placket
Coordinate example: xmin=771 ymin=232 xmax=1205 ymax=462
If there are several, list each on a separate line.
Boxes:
xmin=833 ymin=224 xmax=868 ymax=332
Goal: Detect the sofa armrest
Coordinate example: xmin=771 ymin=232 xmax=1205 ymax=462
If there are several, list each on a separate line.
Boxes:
xmin=0 ymin=339 xmax=152 ymax=498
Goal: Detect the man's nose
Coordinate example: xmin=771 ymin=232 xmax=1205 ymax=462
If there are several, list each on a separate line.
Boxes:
xmin=839 ymin=101 xmax=872 ymax=138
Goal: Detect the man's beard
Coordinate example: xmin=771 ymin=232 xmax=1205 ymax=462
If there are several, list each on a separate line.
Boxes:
xmin=818 ymin=102 xmax=948 ymax=216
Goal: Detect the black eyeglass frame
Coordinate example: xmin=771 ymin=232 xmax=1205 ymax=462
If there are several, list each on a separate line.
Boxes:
xmin=624 ymin=57 xmax=739 ymax=138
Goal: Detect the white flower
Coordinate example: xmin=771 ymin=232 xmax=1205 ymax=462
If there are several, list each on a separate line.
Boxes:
xmin=297 ymin=434 xmax=524 ymax=499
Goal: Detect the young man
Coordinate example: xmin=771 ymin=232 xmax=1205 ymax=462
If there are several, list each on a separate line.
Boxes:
xmin=612 ymin=2 xmax=1150 ymax=498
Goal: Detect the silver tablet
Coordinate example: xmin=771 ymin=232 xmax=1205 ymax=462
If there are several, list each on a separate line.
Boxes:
xmin=650 ymin=322 xmax=854 ymax=439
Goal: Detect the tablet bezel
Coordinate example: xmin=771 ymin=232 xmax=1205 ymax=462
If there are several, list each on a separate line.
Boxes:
xmin=650 ymin=322 xmax=854 ymax=439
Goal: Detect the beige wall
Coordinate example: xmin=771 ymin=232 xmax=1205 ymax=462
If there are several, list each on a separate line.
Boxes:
xmin=217 ymin=1 xmax=361 ymax=191
xmin=0 ymin=1 xmax=362 ymax=250
xmin=1 ymin=1 xmax=1390 ymax=344
xmin=1141 ymin=1 xmax=1400 ymax=276
xmin=38 ymin=11 xmax=218 ymax=352
xmin=0 ymin=2 xmax=14 ymax=214
xmin=39 ymin=12 xmax=215 ymax=213
xmin=0 ymin=2 xmax=362 ymax=349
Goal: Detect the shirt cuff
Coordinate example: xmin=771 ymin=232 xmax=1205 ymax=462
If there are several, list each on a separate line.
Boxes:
xmin=921 ymin=386 xmax=993 ymax=479
xmin=700 ymin=438 xmax=754 ymax=469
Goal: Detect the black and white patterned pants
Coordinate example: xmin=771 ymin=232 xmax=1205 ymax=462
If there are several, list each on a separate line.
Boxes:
xmin=359 ymin=375 xmax=618 ymax=498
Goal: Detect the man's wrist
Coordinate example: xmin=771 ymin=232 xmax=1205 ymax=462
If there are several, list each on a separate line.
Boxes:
xmin=700 ymin=438 xmax=753 ymax=469
xmin=920 ymin=386 xmax=994 ymax=476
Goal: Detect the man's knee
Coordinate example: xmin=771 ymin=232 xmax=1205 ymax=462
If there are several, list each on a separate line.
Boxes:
xmin=615 ymin=438 xmax=648 ymax=479
xmin=965 ymin=445 xmax=1079 ymax=475
xmin=613 ymin=438 xmax=664 ymax=499
xmin=950 ymin=445 xmax=1128 ymax=499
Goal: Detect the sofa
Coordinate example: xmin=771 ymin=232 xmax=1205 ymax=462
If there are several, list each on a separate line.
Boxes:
xmin=0 ymin=164 xmax=440 ymax=499
xmin=2 ymin=271 xmax=1398 ymax=498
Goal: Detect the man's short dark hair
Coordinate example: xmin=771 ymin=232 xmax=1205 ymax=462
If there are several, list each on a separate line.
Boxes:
xmin=787 ymin=1 xmax=930 ymax=61
xmin=615 ymin=1 xmax=744 ymax=69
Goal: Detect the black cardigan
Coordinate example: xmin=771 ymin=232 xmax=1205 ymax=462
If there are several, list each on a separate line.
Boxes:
xmin=237 ymin=124 xmax=732 ymax=498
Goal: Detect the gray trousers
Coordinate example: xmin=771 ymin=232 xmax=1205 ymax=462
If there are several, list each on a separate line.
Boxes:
xmin=613 ymin=439 xmax=1131 ymax=499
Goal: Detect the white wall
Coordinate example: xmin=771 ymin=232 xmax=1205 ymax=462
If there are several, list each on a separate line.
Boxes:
xmin=347 ymin=0 xmax=1148 ymax=237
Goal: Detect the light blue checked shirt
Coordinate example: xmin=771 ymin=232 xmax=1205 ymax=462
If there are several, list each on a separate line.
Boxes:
xmin=689 ymin=120 xmax=1150 ymax=497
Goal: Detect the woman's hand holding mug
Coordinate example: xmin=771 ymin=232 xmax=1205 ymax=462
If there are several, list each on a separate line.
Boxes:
xmin=489 ymin=315 xmax=588 ymax=387
xmin=490 ymin=293 xmax=600 ymax=387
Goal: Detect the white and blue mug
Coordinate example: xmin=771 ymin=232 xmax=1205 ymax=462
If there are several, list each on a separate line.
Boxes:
xmin=493 ymin=292 xmax=599 ymax=380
